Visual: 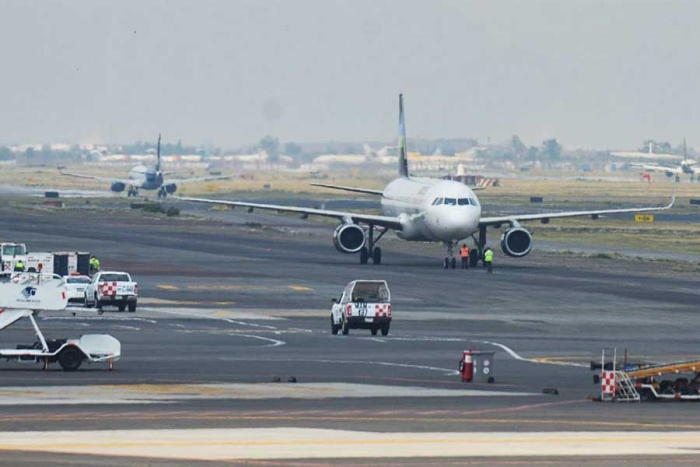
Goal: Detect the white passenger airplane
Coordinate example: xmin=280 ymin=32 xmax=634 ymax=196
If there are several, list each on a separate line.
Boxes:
xmin=175 ymin=95 xmax=675 ymax=268
xmin=634 ymin=139 xmax=698 ymax=182
xmin=60 ymin=134 xmax=231 ymax=198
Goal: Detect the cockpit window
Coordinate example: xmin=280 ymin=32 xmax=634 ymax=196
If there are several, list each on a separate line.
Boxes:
xmin=470 ymin=197 xmax=479 ymax=206
xmin=458 ymin=198 xmax=470 ymax=206
xmin=444 ymin=198 xmax=457 ymax=206
xmin=433 ymin=198 xmax=444 ymax=205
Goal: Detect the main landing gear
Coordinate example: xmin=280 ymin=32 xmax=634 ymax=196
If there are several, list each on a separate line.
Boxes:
xmin=359 ymin=224 xmax=387 ymax=265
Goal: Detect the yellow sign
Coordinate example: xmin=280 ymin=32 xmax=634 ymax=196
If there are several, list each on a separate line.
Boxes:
xmin=635 ymin=214 xmax=654 ymax=223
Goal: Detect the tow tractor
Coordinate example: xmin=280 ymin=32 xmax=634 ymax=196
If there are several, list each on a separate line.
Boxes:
xmin=592 ymin=348 xmax=700 ymax=402
xmin=0 ymin=273 xmax=121 ymax=371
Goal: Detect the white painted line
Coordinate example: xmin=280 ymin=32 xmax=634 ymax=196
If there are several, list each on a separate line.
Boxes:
xmin=1 ymin=428 xmax=698 ymax=460
xmin=236 ymin=334 xmax=285 ymax=347
xmin=41 ymin=316 xmax=157 ymax=324
xmin=224 ymin=318 xmax=277 ymax=330
xmin=474 ymin=340 xmax=588 ymax=368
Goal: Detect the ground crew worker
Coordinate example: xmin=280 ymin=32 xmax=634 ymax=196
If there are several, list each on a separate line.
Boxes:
xmin=13 ymin=259 xmax=25 ymax=272
xmin=89 ymin=255 xmax=100 ymax=275
xmin=460 ymin=244 xmax=470 ymax=269
xmin=484 ymin=247 xmax=493 ymax=274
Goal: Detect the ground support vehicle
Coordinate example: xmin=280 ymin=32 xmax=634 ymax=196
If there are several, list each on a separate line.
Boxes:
xmin=331 ymin=280 xmax=391 ymax=336
xmin=0 ymin=275 xmax=121 ymax=371
xmin=593 ymin=348 xmax=700 ymax=402
xmin=63 ymin=274 xmax=92 ymax=304
xmin=84 ymin=271 xmax=138 ymax=313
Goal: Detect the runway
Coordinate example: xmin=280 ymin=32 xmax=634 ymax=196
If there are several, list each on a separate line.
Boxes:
xmin=0 ymin=203 xmax=698 ymax=466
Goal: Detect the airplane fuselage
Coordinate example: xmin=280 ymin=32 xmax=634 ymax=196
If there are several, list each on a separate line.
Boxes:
xmin=127 ymin=165 xmax=164 ymax=190
xmin=381 ymin=177 xmax=481 ymax=242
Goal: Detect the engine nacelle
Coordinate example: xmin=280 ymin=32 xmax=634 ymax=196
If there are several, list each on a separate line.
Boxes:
xmin=110 ymin=182 xmax=126 ymax=193
xmin=333 ymin=224 xmax=366 ymax=254
xmin=500 ymin=227 xmax=533 ymax=258
xmin=165 ymin=183 xmax=178 ymax=194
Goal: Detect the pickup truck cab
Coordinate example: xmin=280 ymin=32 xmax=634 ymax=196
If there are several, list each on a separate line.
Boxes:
xmin=85 ymin=271 xmax=138 ymax=313
xmin=331 ymin=280 xmax=391 ymax=336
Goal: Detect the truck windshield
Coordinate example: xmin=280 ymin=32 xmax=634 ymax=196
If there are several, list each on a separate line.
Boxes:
xmin=100 ymin=274 xmax=130 ymax=282
xmin=2 ymin=244 xmax=26 ymax=256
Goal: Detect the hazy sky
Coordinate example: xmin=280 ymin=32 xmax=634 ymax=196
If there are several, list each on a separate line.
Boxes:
xmin=2 ymin=1 xmax=700 ymax=149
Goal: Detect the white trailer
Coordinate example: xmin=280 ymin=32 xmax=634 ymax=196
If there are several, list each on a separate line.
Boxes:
xmin=0 ymin=274 xmax=121 ymax=371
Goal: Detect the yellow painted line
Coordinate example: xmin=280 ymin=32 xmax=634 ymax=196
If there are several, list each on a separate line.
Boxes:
xmin=156 ymin=284 xmax=180 ymax=291
xmin=288 ymin=285 xmax=313 ymax=292
xmin=212 ymin=311 xmax=230 ymax=317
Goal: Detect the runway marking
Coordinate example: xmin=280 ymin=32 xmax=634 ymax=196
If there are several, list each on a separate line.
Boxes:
xmin=41 ymin=316 xmax=158 ymax=324
xmin=0 ymin=428 xmax=699 ymax=460
xmin=111 ymin=325 xmax=141 ymax=331
xmin=236 ymin=334 xmax=285 ymax=347
xmin=474 ymin=341 xmax=589 ymax=368
xmin=288 ymin=285 xmax=313 ymax=291
xmin=156 ymin=284 xmax=180 ymax=291
xmin=0 ymin=383 xmax=536 ymax=406
xmin=224 ymin=318 xmax=277 ymax=330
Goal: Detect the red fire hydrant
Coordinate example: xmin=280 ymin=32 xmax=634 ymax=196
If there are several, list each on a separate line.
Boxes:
xmin=459 ymin=350 xmax=473 ymax=382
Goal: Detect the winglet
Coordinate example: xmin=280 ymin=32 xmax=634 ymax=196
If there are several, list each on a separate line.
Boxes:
xmin=398 ymin=94 xmax=409 ymax=178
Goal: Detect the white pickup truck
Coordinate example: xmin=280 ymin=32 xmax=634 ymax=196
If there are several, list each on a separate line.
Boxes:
xmin=84 ymin=271 xmax=138 ymax=313
xmin=331 ymin=280 xmax=391 ymax=336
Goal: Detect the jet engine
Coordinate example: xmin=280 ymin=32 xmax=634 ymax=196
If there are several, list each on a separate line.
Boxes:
xmin=500 ymin=227 xmax=533 ymax=257
xmin=164 ymin=183 xmax=178 ymax=194
xmin=332 ymin=224 xmax=366 ymax=254
xmin=110 ymin=182 xmax=126 ymax=193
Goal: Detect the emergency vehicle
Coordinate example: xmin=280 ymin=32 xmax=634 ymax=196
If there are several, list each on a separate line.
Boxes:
xmin=84 ymin=271 xmax=138 ymax=313
xmin=0 ymin=274 xmax=121 ymax=371
xmin=331 ymin=280 xmax=391 ymax=336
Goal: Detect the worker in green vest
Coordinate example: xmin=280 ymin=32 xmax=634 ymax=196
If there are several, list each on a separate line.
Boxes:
xmin=13 ymin=259 xmax=25 ymax=272
xmin=484 ymin=247 xmax=493 ymax=274
xmin=89 ymin=255 xmax=100 ymax=275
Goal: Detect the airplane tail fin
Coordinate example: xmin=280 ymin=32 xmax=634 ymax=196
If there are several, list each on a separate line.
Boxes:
xmin=156 ymin=133 xmax=162 ymax=172
xmin=398 ymin=94 xmax=409 ymax=177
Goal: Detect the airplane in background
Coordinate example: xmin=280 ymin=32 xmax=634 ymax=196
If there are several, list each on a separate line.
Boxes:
xmin=363 ymin=144 xmax=397 ymax=159
xmin=59 ymin=134 xmax=231 ymax=198
xmin=633 ymin=139 xmax=698 ymax=182
xmin=175 ymin=95 xmax=675 ymax=268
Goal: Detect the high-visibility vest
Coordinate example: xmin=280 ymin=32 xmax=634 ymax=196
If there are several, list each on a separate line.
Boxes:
xmin=14 ymin=261 xmax=24 ymax=270
xmin=460 ymin=247 xmax=469 ymax=258
xmin=484 ymin=250 xmax=493 ymax=262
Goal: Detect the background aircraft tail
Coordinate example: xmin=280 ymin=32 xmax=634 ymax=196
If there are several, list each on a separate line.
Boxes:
xmin=155 ymin=133 xmax=162 ymax=172
xmin=398 ymin=94 xmax=409 ymax=177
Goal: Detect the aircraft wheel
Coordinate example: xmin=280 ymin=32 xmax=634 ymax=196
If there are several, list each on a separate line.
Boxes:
xmin=359 ymin=247 xmax=369 ymax=264
xmin=372 ymin=247 xmax=382 ymax=265
xmin=450 ymin=257 xmax=456 ymax=269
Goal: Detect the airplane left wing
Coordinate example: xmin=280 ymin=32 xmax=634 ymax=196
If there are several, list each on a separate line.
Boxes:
xmin=310 ymin=183 xmax=384 ymax=196
xmin=480 ymin=183 xmax=675 ymax=226
xmin=173 ymin=195 xmax=404 ymax=230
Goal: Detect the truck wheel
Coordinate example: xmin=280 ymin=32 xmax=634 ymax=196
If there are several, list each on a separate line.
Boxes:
xmin=58 ymin=346 xmax=84 ymax=371
xmin=128 ymin=302 xmax=136 ymax=313
xmin=118 ymin=303 xmax=126 ymax=312
xmin=371 ymin=326 xmax=378 ymax=336
xmin=84 ymin=293 xmax=93 ymax=308
xmin=381 ymin=323 xmax=390 ymax=336
xmin=342 ymin=318 xmax=350 ymax=335
xmin=331 ymin=314 xmax=339 ymax=335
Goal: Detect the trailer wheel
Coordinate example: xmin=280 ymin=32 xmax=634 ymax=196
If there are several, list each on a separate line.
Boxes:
xmin=58 ymin=346 xmax=84 ymax=372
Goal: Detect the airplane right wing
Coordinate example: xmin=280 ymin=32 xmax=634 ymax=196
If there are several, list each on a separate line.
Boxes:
xmin=173 ymin=195 xmax=404 ymax=230
xmin=167 ymin=175 xmax=234 ymax=184
xmin=58 ymin=168 xmax=134 ymax=186
xmin=310 ymin=183 xmax=384 ymax=196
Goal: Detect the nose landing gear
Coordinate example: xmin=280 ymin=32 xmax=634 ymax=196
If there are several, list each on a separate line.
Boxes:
xmin=443 ymin=242 xmax=457 ymax=269
xmin=157 ymin=186 xmax=167 ymax=198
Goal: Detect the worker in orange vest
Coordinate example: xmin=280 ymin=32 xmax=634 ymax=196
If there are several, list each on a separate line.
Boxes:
xmin=460 ymin=244 xmax=470 ymax=270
